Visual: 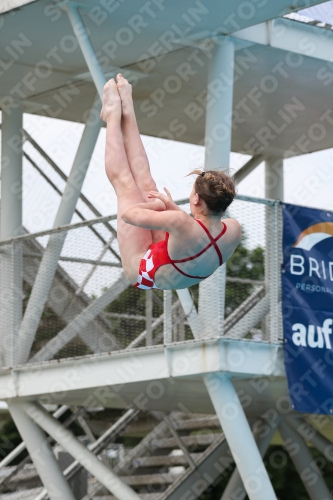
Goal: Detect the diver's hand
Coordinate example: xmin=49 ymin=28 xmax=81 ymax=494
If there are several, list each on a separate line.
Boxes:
xmin=146 ymin=199 xmax=166 ymax=211
xmin=148 ymin=188 xmax=181 ymax=211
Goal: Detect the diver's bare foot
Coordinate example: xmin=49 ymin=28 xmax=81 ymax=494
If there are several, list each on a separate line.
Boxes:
xmin=116 ymin=73 xmax=134 ymax=118
xmin=100 ymin=79 xmax=121 ymax=123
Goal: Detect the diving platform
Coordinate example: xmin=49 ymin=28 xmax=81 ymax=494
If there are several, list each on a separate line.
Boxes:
xmin=0 ymin=338 xmax=284 ymax=413
xmin=1 ymin=0 xmax=333 ymax=499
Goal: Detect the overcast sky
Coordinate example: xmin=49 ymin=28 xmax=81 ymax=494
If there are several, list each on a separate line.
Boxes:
xmin=19 ymin=112 xmax=333 ymax=236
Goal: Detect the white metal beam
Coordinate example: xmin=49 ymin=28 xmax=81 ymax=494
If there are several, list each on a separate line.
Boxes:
xmin=0 ymin=106 xmax=23 ymax=241
xmin=199 ymin=39 xmax=235 ymax=338
xmin=0 ymin=105 xmax=23 ymax=368
xmin=163 ymin=290 xmax=173 ymax=344
xmin=30 ymin=273 xmax=129 ymax=363
xmin=176 ymin=288 xmax=203 ymax=338
xmin=0 ymin=0 xmax=36 ymax=14
xmin=287 ymin=417 xmax=333 ymax=464
xmin=265 ymin=157 xmax=284 ymax=201
xmin=226 ymin=294 xmax=270 ymax=340
xmin=221 ymin=415 xmax=280 ymax=500
xmin=71 ymin=406 xmax=96 ymax=444
xmin=279 ymin=420 xmax=331 ymax=500
xmin=265 ymin=159 xmax=282 ymax=343
xmin=22 ymin=248 xmax=124 ymax=357
xmin=146 ymin=290 xmax=153 ymax=346
xmin=34 ymin=408 xmax=138 ymax=500
xmin=0 ymin=404 xmax=68 ymax=468
xmin=17 ymin=96 xmax=102 ymax=365
xmin=204 ymin=38 xmax=234 ymax=172
xmin=234 ymin=155 xmax=265 ymax=184
xmin=8 ymin=401 xmax=75 ymax=500
xmin=0 ymin=339 xmax=284 ymax=401
xmin=66 ymin=4 xmax=107 ymax=98
xmin=205 ymin=374 xmax=277 ymax=500
xmin=178 ymin=186 xmax=279 ymax=500
xmin=232 ymin=17 xmax=333 ymax=63
xmin=19 ymin=401 xmax=141 ymax=500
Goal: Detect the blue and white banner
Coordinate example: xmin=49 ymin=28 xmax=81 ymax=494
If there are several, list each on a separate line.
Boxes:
xmin=282 ymin=203 xmax=333 ymax=414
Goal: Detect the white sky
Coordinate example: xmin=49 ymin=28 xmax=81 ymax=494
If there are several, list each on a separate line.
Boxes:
xmin=9 ymin=0 xmax=333 ymax=231
xmin=21 ymin=112 xmax=333 ymax=236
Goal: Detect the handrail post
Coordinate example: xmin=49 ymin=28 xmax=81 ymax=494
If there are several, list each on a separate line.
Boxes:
xmin=163 ymin=290 xmax=172 ymax=343
xmin=265 ymin=157 xmax=283 ymax=343
xmin=146 ymin=290 xmax=153 ymax=346
xmin=269 ymin=202 xmax=280 ymax=343
xmin=0 ymin=105 xmax=23 ymax=368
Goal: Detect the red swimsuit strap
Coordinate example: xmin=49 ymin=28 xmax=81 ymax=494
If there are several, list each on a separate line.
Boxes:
xmin=167 ymin=219 xmax=227 ymax=280
xmin=172 ymin=219 xmax=226 ymax=265
xmin=194 ymin=219 xmax=226 ymax=265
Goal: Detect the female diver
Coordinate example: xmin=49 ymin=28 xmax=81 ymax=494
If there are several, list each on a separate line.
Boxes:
xmin=100 ymin=74 xmax=241 ymax=290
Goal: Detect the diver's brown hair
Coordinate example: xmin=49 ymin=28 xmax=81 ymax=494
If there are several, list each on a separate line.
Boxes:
xmin=188 ymin=169 xmax=236 ymax=214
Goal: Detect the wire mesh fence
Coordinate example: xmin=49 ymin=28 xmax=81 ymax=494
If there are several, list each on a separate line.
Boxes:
xmin=0 ymin=196 xmax=283 ymax=367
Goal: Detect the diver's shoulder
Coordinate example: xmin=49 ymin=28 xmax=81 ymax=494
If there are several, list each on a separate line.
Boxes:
xmin=224 ymin=218 xmax=242 ymax=242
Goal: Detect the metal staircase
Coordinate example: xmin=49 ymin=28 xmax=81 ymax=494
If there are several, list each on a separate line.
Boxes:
xmin=0 ymin=410 xmax=233 ymax=500
xmin=0 ymin=407 xmax=140 ymax=499
xmin=87 ymin=412 xmax=232 ymax=500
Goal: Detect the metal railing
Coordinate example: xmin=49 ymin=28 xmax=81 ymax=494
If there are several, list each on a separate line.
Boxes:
xmin=0 ymin=194 xmax=282 ymax=367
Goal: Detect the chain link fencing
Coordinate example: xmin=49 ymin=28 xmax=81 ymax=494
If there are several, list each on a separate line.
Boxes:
xmin=0 ymin=196 xmax=283 ymax=367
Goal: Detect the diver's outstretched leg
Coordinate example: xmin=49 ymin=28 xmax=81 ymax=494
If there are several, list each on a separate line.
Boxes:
xmin=116 ymin=73 xmax=166 ymax=242
xmin=116 ymin=73 xmax=157 ymax=198
xmin=101 ymin=79 xmax=153 ymax=283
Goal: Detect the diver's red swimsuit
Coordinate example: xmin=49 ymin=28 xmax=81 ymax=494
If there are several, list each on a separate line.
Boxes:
xmin=134 ymin=219 xmax=227 ymax=290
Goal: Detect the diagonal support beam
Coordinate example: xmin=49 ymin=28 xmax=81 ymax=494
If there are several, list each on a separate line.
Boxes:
xmin=17 ymin=96 xmax=102 ymax=365
xmin=164 ymin=414 xmax=198 ymax=472
xmin=66 ymin=4 xmax=107 ymax=98
xmin=234 ymin=155 xmax=265 ymax=184
xmin=176 ymin=288 xmax=203 ymax=338
xmin=34 ymin=408 xmax=138 ymax=500
xmin=71 ymin=406 xmax=96 ymax=444
xmin=287 ymin=417 xmax=333 ymax=463
xmin=204 ymin=374 xmax=277 ymax=500
xmin=226 ymin=294 xmax=270 ymax=340
xmin=22 ymin=243 xmax=121 ymax=357
xmin=23 ymin=128 xmax=120 ymax=261
xmin=178 ymin=289 xmax=276 ymax=500
xmin=30 ymin=273 xmax=129 ymax=362
xmin=279 ymin=420 xmax=331 ymax=500
xmin=8 ymin=401 xmax=75 ymax=500
xmin=18 ymin=401 xmax=141 ymax=500
xmin=0 ymin=404 xmax=68 ymax=468
xmin=221 ymin=415 xmax=280 ymax=500
xmin=224 ymin=286 xmax=264 ymax=333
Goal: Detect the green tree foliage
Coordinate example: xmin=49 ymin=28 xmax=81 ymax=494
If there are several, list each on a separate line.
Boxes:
xmin=0 ymin=419 xmax=27 ymax=465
